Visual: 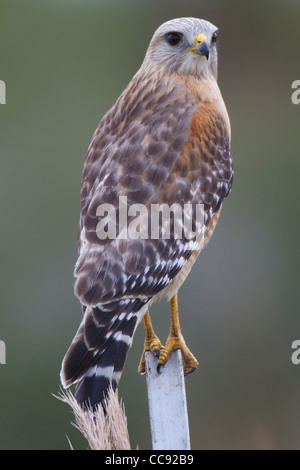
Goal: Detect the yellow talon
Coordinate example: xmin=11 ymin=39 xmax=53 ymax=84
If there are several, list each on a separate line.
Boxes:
xmin=138 ymin=295 xmax=199 ymax=376
xmin=157 ymin=294 xmax=199 ymax=375
xmin=138 ymin=310 xmax=163 ymax=375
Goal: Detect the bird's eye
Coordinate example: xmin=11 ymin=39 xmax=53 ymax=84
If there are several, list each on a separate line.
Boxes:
xmin=211 ymin=30 xmax=218 ymax=45
xmin=166 ymin=32 xmax=182 ymax=46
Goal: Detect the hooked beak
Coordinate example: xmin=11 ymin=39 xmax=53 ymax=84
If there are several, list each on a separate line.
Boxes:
xmin=184 ymin=33 xmax=210 ymax=60
xmin=197 ymin=40 xmax=209 ymax=60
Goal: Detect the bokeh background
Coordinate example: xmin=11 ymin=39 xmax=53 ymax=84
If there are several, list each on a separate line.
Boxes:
xmin=0 ymin=0 xmax=299 ymax=450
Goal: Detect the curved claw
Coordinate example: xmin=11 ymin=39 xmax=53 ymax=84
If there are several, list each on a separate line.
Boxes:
xmin=157 ymin=333 xmax=199 ymax=375
xmin=138 ymin=333 xmax=163 ymax=375
xmin=184 ymin=367 xmax=196 ymax=376
xmin=153 ymin=348 xmax=160 ymax=359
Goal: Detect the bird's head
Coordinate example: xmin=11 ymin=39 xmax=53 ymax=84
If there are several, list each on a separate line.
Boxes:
xmin=143 ymin=17 xmax=219 ymax=79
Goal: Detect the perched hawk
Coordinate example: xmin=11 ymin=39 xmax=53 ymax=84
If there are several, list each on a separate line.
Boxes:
xmin=60 ymin=17 xmax=233 ymax=409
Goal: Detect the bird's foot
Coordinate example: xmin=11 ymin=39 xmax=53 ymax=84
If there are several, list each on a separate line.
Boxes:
xmin=138 ymin=335 xmax=163 ymax=375
xmin=157 ymin=333 xmax=199 ymax=375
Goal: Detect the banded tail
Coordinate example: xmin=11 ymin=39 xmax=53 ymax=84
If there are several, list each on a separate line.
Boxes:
xmin=60 ymin=298 xmax=148 ymax=409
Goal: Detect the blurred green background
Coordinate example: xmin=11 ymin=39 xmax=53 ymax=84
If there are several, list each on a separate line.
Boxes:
xmin=0 ymin=0 xmax=299 ymax=450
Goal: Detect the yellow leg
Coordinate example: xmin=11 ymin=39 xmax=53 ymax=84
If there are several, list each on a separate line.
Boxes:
xmin=158 ymin=294 xmax=199 ymax=375
xmin=138 ymin=310 xmax=163 ymax=375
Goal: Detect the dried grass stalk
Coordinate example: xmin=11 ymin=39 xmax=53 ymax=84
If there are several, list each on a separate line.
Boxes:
xmin=55 ymin=387 xmax=131 ymax=450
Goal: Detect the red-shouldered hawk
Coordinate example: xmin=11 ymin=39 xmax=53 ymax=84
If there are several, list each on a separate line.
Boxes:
xmin=60 ymin=17 xmax=233 ymax=409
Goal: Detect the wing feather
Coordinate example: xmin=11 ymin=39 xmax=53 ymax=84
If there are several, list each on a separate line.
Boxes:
xmin=75 ymin=73 xmax=233 ymax=308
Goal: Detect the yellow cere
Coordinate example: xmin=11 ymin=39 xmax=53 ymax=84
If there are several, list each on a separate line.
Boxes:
xmin=184 ymin=33 xmax=208 ymax=53
xmin=196 ymin=33 xmax=208 ymax=44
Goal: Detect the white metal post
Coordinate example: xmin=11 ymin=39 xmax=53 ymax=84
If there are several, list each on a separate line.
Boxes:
xmin=145 ymin=350 xmax=191 ymax=450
